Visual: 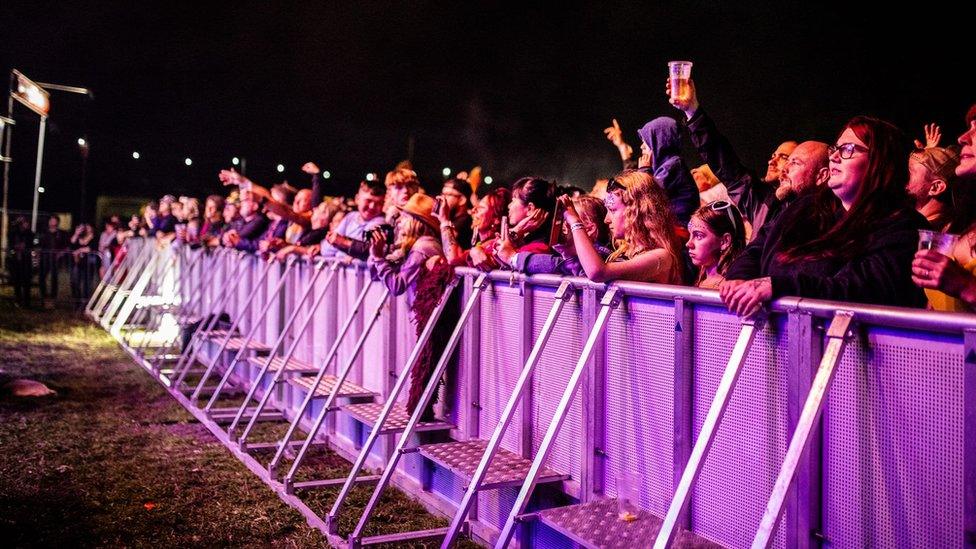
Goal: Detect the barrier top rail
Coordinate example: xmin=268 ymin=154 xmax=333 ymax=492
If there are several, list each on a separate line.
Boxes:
xmin=170 ymin=244 xmax=976 ymax=335
xmin=453 ymin=266 xmax=976 ymax=335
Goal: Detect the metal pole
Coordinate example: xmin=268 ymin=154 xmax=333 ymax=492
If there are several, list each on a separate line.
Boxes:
xmin=1 ymin=74 xmax=14 ymax=271
xmin=30 ymin=116 xmax=46 ymax=232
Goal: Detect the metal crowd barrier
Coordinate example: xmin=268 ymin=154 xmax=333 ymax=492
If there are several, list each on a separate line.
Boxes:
xmin=92 ymin=239 xmax=976 ymax=548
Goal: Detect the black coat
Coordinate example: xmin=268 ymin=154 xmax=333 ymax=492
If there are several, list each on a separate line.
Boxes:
xmin=685 ymin=108 xmax=787 ymax=233
xmin=725 ymin=194 xmax=929 ymax=308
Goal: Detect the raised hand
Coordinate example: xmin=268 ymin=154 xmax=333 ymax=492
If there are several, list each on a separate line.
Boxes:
xmin=666 ymin=78 xmax=700 ymax=118
xmin=301 ymin=162 xmax=320 ymax=174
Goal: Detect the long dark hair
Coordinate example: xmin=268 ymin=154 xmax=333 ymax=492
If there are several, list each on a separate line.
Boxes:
xmin=947 ymin=104 xmax=976 ymax=236
xmin=511 ymin=176 xmax=556 ymax=244
xmin=775 ymin=116 xmax=912 ymax=264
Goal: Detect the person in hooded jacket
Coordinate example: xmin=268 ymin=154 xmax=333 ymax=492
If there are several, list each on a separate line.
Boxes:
xmin=604 ymin=116 xmax=699 ymax=226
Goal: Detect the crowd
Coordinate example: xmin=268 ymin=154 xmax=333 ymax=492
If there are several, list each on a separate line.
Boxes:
xmin=12 ymin=80 xmax=975 ymax=320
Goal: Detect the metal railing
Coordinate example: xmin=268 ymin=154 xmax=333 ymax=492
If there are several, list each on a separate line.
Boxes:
xmin=94 ymin=240 xmax=976 ymax=548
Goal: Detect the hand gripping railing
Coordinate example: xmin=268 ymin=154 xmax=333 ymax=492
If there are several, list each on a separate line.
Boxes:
xmin=494 ymin=287 xmax=622 ymax=548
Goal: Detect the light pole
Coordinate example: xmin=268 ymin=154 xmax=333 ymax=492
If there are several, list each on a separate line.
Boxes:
xmin=1 ymin=70 xmax=91 ymax=257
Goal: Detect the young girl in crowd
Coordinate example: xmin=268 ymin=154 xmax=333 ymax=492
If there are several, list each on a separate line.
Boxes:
xmin=559 ymin=170 xmax=683 ymax=283
xmin=687 ymin=201 xmax=746 ymax=288
xmin=721 ymin=115 xmax=928 ymax=317
xmin=913 ymin=104 xmax=976 ymax=311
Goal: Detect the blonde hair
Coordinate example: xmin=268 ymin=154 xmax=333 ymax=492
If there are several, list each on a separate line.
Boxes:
xmin=395 ymin=213 xmax=437 ymax=256
xmin=606 ymin=170 xmax=683 ymax=283
xmin=385 ymin=168 xmax=420 ymax=191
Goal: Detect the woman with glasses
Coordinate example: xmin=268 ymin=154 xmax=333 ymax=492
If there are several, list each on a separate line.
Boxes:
xmin=687 ymin=201 xmax=747 ymax=289
xmin=558 ymin=170 xmax=683 ymax=283
xmin=912 ymin=105 xmax=976 ymax=311
xmin=721 ymin=116 xmax=928 ymax=317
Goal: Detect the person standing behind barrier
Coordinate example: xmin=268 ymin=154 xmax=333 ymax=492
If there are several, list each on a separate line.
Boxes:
xmin=721 ymin=116 xmax=928 ymax=317
xmin=199 ymin=195 xmax=226 ymax=248
xmin=454 ymin=177 xmax=555 ymax=270
xmin=97 ymin=219 xmax=119 ymax=278
xmin=437 ymin=185 xmax=511 ymax=264
xmin=439 ymin=178 xmax=474 ymax=247
xmin=496 ymin=195 xmax=611 ymax=276
xmin=368 ymin=193 xmax=450 ymax=418
xmin=687 ymin=201 xmax=747 ymax=289
xmin=320 ymin=179 xmax=387 ymax=261
xmin=221 ymin=192 xmax=269 ymax=252
xmin=38 ymin=214 xmax=69 ymax=307
xmin=9 ymin=216 xmax=34 ymax=308
xmin=69 ymin=223 xmax=97 ymax=305
xmin=557 ymin=170 xmax=683 ymax=284
xmin=666 ymin=78 xmax=799 ymax=238
xmin=604 ymin=116 xmax=700 ymax=226
xmin=912 ymin=105 xmax=976 ymax=311
xmin=384 ymin=167 xmax=421 ymax=225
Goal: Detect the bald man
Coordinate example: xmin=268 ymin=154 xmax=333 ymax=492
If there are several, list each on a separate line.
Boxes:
xmin=669 ymin=78 xmax=800 ymax=238
xmin=775 ymin=141 xmax=831 ymax=201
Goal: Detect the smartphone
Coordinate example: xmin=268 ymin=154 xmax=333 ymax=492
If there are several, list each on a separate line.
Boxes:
xmin=433 ymin=196 xmax=444 ymax=216
xmin=549 ymin=199 xmax=566 ymax=247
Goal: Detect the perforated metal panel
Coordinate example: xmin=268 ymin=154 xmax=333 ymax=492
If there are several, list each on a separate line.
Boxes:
xmin=603 ymin=295 xmax=676 ymax=516
xmin=530 ymin=285 xmax=585 ymax=484
xmin=477 ymin=282 xmax=529 ymax=528
xmin=361 ymin=282 xmax=394 ymax=394
xmin=691 ymin=305 xmax=789 ymax=549
xmin=823 ymin=327 xmax=964 ymax=547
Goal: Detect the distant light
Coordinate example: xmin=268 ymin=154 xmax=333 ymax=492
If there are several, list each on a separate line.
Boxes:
xmin=184 ymin=158 xmax=193 ymax=166
xmin=77 ymin=138 xmax=87 ymax=147
xmin=232 ymin=157 xmax=240 ymax=166
xmin=322 ymin=170 xmax=331 ymax=179
xmin=276 ymin=164 xmax=285 ymax=173
xmin=38 ymin=186 xmax=45 ymax=193
xmin=442 ymin=167 xmax=451 ymax=177
xmin=484 ymin=176 xmax=493 ymax=184
xmin=132 ymin=151 xmax=140 ymax=159
xmin=365 ymin=173 xmax=375 ymax=181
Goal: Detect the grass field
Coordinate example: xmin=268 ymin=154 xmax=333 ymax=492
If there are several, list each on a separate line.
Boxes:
xmin=0 ymin=302 xmax=479 ymax=548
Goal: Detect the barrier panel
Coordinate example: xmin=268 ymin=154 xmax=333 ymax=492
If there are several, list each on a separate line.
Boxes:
xmin=96 ymin=239 xmax=976 ymax=548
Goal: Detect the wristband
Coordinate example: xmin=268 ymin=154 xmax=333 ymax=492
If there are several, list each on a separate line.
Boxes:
xmin=569 ymin=222 xmax=585 ymax=232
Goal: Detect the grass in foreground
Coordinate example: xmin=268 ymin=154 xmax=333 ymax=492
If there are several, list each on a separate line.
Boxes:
xmin=0 ymin=302 xmax=479 ymax=548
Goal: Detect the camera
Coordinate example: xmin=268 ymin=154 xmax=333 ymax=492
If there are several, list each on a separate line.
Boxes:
xmin=369 ymin=223 xmax=395 ymax=245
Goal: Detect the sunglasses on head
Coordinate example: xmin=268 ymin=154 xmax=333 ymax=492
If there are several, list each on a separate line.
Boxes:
xmin=708 ymin=200 xmax=737 ymax=234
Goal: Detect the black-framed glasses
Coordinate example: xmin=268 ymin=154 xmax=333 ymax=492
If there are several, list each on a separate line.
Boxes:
xmin=708 ymin=200 xmax=738 ymax=234
xmin=828 ymin=142 xmax=868 ymax=159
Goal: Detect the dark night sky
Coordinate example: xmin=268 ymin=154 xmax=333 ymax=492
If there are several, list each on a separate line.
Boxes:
xmin=1 ymin=1 xmax=971 ymax=221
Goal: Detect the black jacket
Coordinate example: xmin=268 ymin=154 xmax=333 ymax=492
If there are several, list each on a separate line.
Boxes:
xmin=685 ymin=108 xmax=786 ymax=233
xmin=725 ymin=194 xmax=929 ymax=308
